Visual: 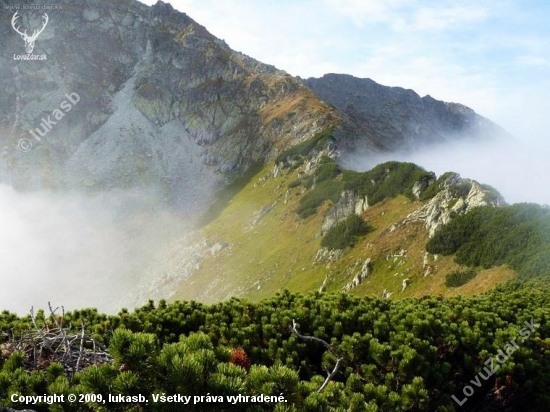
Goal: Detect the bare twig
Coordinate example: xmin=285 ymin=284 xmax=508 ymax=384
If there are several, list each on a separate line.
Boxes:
xmin=75 ymin=323 xmax=86 ymax=373
xmin=318 ymin=357 xmax=343 ymax=392
xmin=291 ymin=319 xmax=344 ymax=393
xmin=49 ymin=302 xmax=72 ymax=363
xmin=30 ymin=307 xmax=47 ymax=341
xmin=6 ymin=304 xmax=112 ymax=381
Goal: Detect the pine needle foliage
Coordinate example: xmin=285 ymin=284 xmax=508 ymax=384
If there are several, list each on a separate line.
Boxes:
xmin=0 ymin=285 xmax=548 ymax=410
xmin=321 ymin=215 xmax=372 ymax=250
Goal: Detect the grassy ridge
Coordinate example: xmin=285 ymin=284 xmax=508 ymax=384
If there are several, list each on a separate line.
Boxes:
xmin=173 ymin=161 xmax=514 ymax=303
xmin=292 ymin=159 xmax=435 ymax=219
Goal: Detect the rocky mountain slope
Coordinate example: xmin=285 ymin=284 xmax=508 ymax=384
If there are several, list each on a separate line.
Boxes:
xmin=0 ymin=0 xmax=521 ymax=311
xmin=0 ymin=0 xmax=509 ymax=218
xmin=304 ymin=74 xmax=509 ymax=153
xmin=0 ymin=0 xmax=334 ymax=215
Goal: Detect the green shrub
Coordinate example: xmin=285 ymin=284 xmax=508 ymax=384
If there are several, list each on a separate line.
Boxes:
xmin=321 ymin=215 xmax=371 ymax=250
xmin=297 ymin=180 xmax=343 ymax=218
xmin=276 ymin=127 xmax=335 ymax=164
xmin=295 ymin=161 xmax=435 ymax=219
xmin=445 ymin=269 xmax=478 ymax=287
xmin=480 ymin=183 xmax=502 ymax=204
xmin=315 ymin=158 xmax=341 ymax=183
xmin=427 ymin=203 xmax=550 ymax=279
xmin=288 ymin=179 xmax=302 ymax=189
xmin=288 ymin=158 xmax=341 ymax=191
xmin=448 ymin=181 xmax=472 ymax=198
xmin=342 ymin=162 xmax=434 ymax=206
xmin=419 ymin=172 xmax=458 ymax=201
xmin=1 ymin=285 xmax=550 ymax=410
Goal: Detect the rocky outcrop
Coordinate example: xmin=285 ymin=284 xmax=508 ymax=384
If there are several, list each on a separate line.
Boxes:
xmin=403 ymin=173 xmax=506 ymax=237
xmin=314 ymin=247 xmax=344 ymax=266
xmin=402 ymin=278 xmax=410 ymax=292
xmin=319 ymin=274 xmax=331 ymax=293
xmin=412 ymin=174 xmax=436 ymax=199
xmin=250 ymin=201 xmax=277 ymax=227
xmin=0 ymin=1 xmax=511 ymax=222
xmin=301 ymin=145 xmax=339 ymax=174
xmin=0 ymin=0 xmax=513 ymax=221
xmin=342 ymin=258 xmax=371 ymax=291
xmin=321 ymin=190 xmax=369 ymax=234
xmin=355 ymin=195 xmax=369 ymax=214
xmin=210 ymin=241 xmax=228 ymax=255
xmin=423 ymin=252 xmax=438 ymax=276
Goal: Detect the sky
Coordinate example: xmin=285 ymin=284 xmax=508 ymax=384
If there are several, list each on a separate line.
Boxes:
xmin=137 ymin=0 xmax=550 ymax=140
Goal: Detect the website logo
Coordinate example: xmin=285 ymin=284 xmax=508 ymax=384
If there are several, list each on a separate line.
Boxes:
xmin=11 ymin=11 xmax=48 ymax=59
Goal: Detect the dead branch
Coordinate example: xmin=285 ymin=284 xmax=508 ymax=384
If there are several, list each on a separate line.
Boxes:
xmin=3 ymin=304 xmax=111 ymax=381
xmin=75 ymin=323 xmax=86 ymax=373
xmin=291 ymin=319 xmax=343 ymax=393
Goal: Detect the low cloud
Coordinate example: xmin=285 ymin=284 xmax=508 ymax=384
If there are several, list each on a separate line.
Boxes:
xmin=0 ymin=185 xmax=190 ymax=315
xmin=341 ymin=135 xmax=550 ymax=206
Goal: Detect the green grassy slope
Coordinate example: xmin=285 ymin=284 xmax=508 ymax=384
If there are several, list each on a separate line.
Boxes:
xmin=173 ymin=151 xmax=515 ymax=303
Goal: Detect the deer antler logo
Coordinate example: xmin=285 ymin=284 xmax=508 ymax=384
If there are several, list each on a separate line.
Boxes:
xmin=11 ymin=11 xmax=49 ymax=54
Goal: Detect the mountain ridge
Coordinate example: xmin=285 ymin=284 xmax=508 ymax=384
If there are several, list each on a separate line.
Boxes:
xmin=0 ymin=0 xmax=335 ymax=215
xmin=0 ymin=0 xmax=530 ymax=312
xmin=303 ymin=73 xmax=509 ymax=154
xmin=159 ymin=139 xmax=514 ymax=305
xmin=0 ymin=4 xmax=549 ymax=411
xmin=0 ymin=0 xmax=509 ymax=219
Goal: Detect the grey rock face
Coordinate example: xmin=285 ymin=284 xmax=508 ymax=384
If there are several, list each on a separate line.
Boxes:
xmin=321 ymin=190 xmax=357 ymax=234
xmin=321 ymin=190 xmax=369 ymax=234
xmin=0 ymin=1 xmax=511 ymax=221
xmin=210 ymin=241 xmax=228 ymax=255
xmin=321 ymin=190 xmax=369 ymax=233
xmin=0 ymin=0 xmax=333 ymax=217
xmin=403 ymin=173 xmax=506 ymax=237
xmin=303 ymin=74 xmax=509 ymax=153
xmin=250 ymin=201 xmax=277 ymax=227
xmin=314 ymin=247 xmax=344 ymax=265
xmin=412 ymin=174 xmax=435 ymax=200
xmin=342 ymin=258 xmax=371 ymax=291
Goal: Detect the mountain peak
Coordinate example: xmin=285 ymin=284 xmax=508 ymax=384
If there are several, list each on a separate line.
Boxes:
xmin=0 ymin=0 xmax=334 ymax=216
xmin=303 ymin=73 xmax=507 ymax=153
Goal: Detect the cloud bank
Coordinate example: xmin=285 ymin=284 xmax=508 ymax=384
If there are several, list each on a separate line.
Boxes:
xmin=0 ymin=185 xmax=190 ymax=314
xmin=342 ymin=135 xmax=550 ymax=206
